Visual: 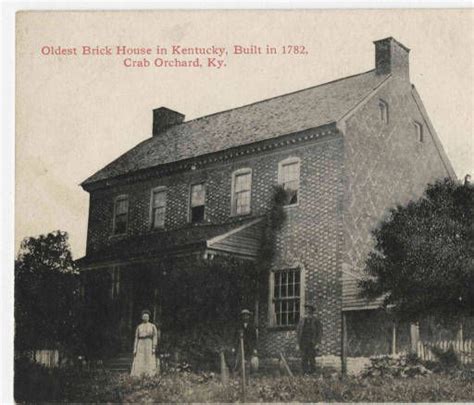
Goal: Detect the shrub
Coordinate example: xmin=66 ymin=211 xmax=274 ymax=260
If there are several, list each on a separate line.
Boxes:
xmin=430 ymin=345 xmax=460 ymax=369
xmin=361 ymin=354 xmax=432 ymax=378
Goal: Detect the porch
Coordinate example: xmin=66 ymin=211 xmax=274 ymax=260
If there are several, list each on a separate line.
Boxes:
xmin=77 ymin=218 xmax=264 ymax=361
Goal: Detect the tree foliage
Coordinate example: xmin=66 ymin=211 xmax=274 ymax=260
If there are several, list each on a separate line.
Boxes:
xmin=359 ymin=178 xmax=473 ymax=323
xmin=15 ymin=230 xmax=81 ymax=352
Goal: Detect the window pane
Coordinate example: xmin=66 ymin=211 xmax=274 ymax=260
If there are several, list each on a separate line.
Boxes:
xmin=115 ymin=214 xmax=127 ymax=234
xmin=191 ymin=184 xmax=205 ymax=207
xmin=235 ymin=172 xmax=251 ymax=192
xmin=235 ymin=190 xmax=251 ymax=214
xmin=191 ymin=205 xmax=205 ymax=223
xmin=153 ymin=190 xmax=166 ymax=208
xmin=280 ymin=162 xmax=300 ymax=205
xmin=274 ymin=269 xmax=301 ymax=326
xmin=153 ymin=206 xmax=165 ymax=228
xmin=288 ymin=281 xmax=294 ymax=297
xmin=282 ymin=162 xmax=299 ymax=184
xmin=116 ymin=198 xmax=128 ymax=214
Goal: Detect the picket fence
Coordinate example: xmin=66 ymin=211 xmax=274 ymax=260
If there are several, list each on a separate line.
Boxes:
xmin=417 ymin=339 xmax=472 ymax=365
xmin=29 ymin=350 xmax=60 ymax=368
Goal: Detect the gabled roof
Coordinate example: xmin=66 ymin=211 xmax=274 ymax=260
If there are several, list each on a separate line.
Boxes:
xmin=82 ymin=69 xmax=390 ymax=186
xmin=77 ymin=217 xmax=263 ymax=269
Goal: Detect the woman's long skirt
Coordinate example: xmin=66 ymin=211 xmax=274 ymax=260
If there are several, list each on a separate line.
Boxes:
xmin=130 ymin=338 xmax=157 ymax=377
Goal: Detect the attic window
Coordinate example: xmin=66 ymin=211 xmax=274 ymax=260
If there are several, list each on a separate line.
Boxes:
xmin=379 ymin=99 xmax=389 ymax=124
xmin=414 ymin=121 xmax=424 ymax=143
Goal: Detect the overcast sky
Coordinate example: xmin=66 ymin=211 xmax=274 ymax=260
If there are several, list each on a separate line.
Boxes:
xmin=16 ymin=10 xmax=473 ymax=258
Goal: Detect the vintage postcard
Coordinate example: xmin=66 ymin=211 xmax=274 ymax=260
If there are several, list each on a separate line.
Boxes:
xmin=13 ymin=9 xmax=473 ymax=403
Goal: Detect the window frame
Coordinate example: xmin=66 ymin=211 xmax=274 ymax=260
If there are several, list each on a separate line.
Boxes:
xmin=110 ymin=266 xmax=121 ymax=299
xmin=379 ymin=99 xmax=389 ymax=124
xmin=150 ymin=186 xmax=167 ymax=229
xmin=189 ymin=182 xmax=206 ymax=223
xmin=414 ymin=121 xmax=424 ymax=143
xmin=231 ymin=168 xmax=253 ymax=216
xmin=268 ymin=267 xmax=305 ymax=329
xmin=112 ymin=194 xmax=129 ymax=235
xmin=278 ymin=157 xmax=301 ymax=207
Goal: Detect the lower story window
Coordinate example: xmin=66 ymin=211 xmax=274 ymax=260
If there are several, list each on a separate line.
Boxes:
xmin=273 ymin=268 xmax=301 ymax=326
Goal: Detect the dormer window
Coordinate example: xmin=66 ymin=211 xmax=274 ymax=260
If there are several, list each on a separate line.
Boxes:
xmin=113 ymin=195 xmax=129 ymax=235
xmin=414 ymin=121 xmax=424 ymax=143
xmin=379 ymin=99 xmax=389 ymax=124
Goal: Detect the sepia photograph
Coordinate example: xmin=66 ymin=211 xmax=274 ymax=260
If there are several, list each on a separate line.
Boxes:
xmin=8 ymin=7 xmax=473 ymax=403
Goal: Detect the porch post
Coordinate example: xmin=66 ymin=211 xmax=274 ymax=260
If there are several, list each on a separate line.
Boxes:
xmin=391 ymin=322 xmax=397 ymax=356
xmin=341 ymin=312 xmax=347 ymax=375
xmin=410 ymin=322 xmax=419 ymax=353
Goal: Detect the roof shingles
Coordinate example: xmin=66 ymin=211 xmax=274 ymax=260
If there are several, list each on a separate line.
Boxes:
xmin=83 ymin=69 xmax=389 ymax=185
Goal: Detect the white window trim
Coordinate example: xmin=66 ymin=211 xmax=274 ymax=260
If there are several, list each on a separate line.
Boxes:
xmin=268 ymin=266 xmax=305 ymax=328
xmin=278 ymin=157 xmax=301 ymax=207
xmin=112 ymin=194 xmax=129 ymax=235
xmin=230 ymin=168 xmax=253 ymax=217
xmin=188 ymin=182 xmax=206 ymax=223
xmin=150 ymin=186 xmax=167 ymax=229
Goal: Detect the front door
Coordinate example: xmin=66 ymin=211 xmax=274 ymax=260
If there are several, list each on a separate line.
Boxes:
xmin=129 ymin=267 xmax=161 ymax=348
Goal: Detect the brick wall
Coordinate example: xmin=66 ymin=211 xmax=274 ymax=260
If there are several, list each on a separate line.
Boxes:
xmin=342 ymin=76 xmax=454 ymax=278
xmin=85 ymin=133 xmax=346 ymax=358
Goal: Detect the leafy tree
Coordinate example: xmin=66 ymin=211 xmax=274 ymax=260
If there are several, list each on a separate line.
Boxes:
xmin=15 ymin=230 xmax=81 ymax=353
xmin=359 ymin=178 xmax=473 ymax=323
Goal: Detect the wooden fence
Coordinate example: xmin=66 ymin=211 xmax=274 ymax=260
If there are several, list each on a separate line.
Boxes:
xmin=27 ymin=350 xmax=60 ymax=368
xmin=417 ymin=339 xmax=472 ymax=365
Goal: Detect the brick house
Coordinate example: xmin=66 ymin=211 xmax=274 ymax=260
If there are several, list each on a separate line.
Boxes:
xmin=78 ymin=37 xmax=456 ymax=369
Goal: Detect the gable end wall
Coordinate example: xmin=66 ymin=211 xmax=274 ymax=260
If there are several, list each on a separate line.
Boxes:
xmin=342 ymin=76 xmax=455 ymax=280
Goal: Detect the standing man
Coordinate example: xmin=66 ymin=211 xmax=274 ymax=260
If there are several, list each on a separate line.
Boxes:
xmin=233 ymin=309 xmax=258 ymax=373
xmin=296 ymin=304 xmax=323 ymax=374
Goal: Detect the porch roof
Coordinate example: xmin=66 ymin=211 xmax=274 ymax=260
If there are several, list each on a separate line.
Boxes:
xmin=342 ymin=269 xmax=385 ymax=311
xmin=77 ymin=217 xmax=264 ymax=269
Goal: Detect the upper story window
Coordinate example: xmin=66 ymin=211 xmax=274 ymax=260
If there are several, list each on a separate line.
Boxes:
xmin=232 ymin=168 xmax=252 ymax=216
xmin=414 ymin=121 xmax=424 ymax=143
xmin=379 ymin=99 xmax=389 ymax=124
xmin=278 ymin=157 xmax=300 ymax=206
xmin=113 ymin=195 xmax=129 ymax=235
xmin=190 ymin=183 xmax=206 ymax=223
xmin=151 ymin=187 xmax=167 ymax=229
xmin=272 ymin=268 xmax=301 ymax=327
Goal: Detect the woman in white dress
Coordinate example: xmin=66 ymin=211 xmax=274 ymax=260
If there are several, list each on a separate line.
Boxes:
xmin=130 ymin=309 xmax=159 ymax=377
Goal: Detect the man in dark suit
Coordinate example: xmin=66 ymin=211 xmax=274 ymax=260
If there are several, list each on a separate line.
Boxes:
xmin=296 ymin=304 xmax=323 ymax=374
xmin=233 ymin=309 xmax=258 ymax=373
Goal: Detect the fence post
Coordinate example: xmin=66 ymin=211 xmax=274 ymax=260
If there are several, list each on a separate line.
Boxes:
xmin=240 ymin=330 xmax=246 ymax=402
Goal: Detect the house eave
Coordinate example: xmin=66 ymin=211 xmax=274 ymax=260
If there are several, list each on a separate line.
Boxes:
xmin=81 ymin=123 xmax=339 ymax=192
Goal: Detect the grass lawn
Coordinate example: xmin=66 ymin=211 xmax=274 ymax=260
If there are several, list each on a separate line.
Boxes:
xmin=15 ymin=364 xmax=474 ymax=403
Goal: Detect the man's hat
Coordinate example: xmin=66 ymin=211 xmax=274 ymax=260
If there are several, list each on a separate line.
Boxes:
xmin=241 ymin=309 xmax=252 ymax=315
xmin=304 ymin=304 xmax=315 ymax=310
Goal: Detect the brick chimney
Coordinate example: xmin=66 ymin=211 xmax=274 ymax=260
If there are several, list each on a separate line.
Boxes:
xmin=374 ymin=37 xmax=410 ymax=80
xmin=152 ymin=107 xmax=185 ymax=136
